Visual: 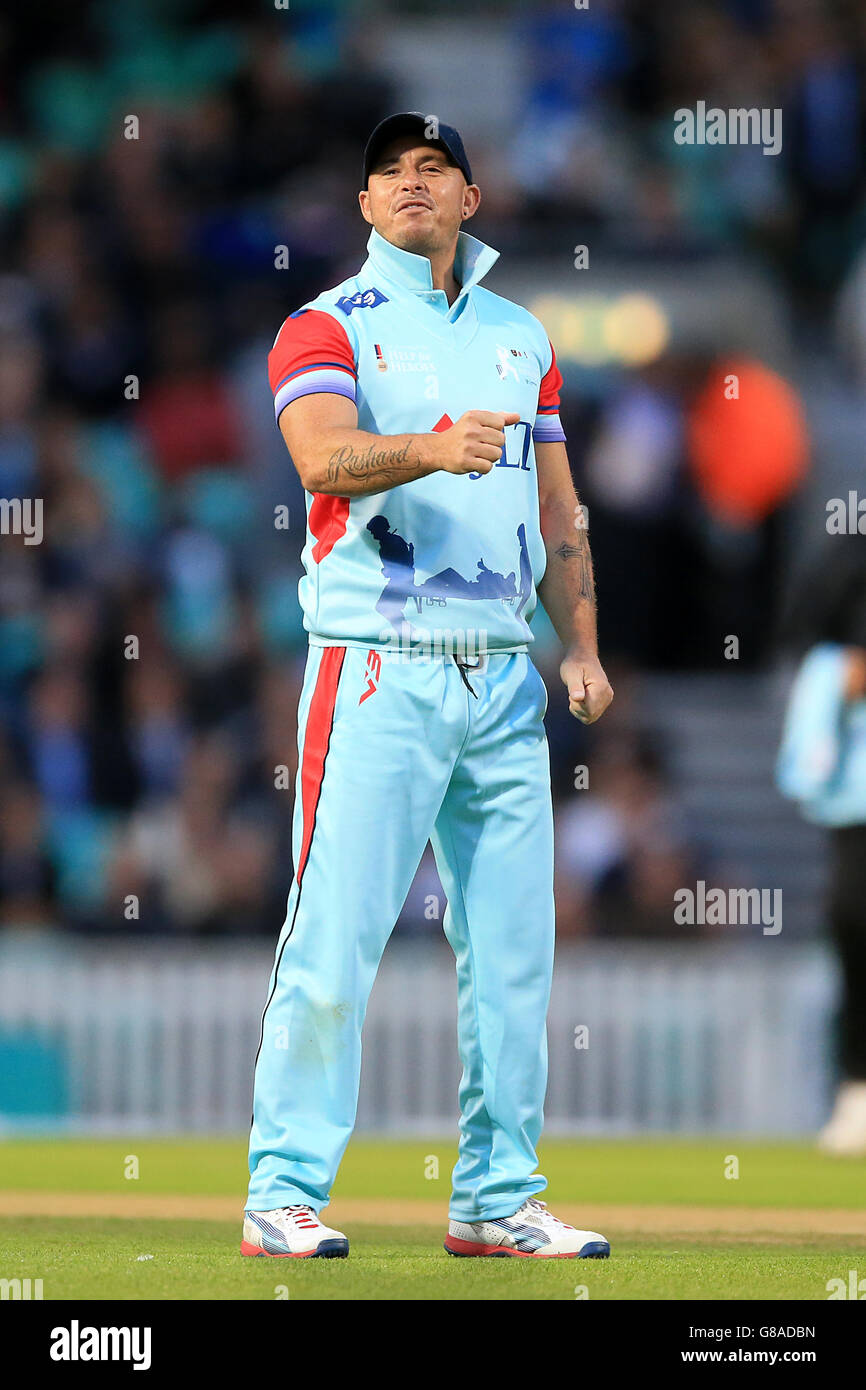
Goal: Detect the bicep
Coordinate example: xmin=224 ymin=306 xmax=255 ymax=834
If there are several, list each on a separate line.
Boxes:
xmin=278 ymin=392 xmax=359 ymax=475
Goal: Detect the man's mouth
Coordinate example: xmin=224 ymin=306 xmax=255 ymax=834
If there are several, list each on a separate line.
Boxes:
xmin=395 ymin=200 xmax=433 ymax=214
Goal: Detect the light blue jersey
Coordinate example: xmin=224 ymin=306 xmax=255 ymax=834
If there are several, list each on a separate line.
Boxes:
xmin=268 ymin=228 xmax=566 ymax=655
xmin=776 ymin=644 xmax=866 ymax=826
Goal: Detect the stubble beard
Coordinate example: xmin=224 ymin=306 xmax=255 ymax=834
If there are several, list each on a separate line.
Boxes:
xmin=386 ymin=211 xmax=453 ymax=261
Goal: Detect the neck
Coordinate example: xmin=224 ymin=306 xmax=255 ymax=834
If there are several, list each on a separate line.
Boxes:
xmin=429 ymin=245 xmax=460 ymax=305
xmin=414 ymin=236 xmax=460 ymax=305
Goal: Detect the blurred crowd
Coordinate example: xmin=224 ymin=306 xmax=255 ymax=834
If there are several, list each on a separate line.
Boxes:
xmin=0 ymin=0 xmax=863 ymax=938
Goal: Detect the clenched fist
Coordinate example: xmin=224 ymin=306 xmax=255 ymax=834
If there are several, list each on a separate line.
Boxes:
xmin=432 ymin=410 xmax=521 ymax=476
xmin=561 ymin=649 xmax=614 ymax=724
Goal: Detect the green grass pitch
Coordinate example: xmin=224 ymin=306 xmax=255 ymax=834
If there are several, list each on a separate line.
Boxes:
xmin=1 ymin=1137 xmax=864 ymax=1300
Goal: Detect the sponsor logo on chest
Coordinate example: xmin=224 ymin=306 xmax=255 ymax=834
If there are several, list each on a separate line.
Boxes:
xmin=336 ymin=287 xmax=389 ymax=315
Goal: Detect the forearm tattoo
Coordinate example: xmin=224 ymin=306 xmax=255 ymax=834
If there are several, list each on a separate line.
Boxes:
xmin=326 ymin=440 xmax=420 ymax=487
xmin=554 ymin=534 xmax=596 ymax=606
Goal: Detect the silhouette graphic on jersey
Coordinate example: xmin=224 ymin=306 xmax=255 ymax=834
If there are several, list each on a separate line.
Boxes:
xmin=514 ymin=522 xmax=532 ymax=625
xmin=366 ymin=515 xmax=533 ymax=635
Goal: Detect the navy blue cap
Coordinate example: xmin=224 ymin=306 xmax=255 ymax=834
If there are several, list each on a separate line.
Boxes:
xmin=362 ymin=112 xmax=473 ymax=188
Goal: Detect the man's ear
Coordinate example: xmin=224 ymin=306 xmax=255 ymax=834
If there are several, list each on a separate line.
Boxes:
xmin=461 ymin=183 xmax=481 ymax=221
xmin=358 ymin=190 xmax=374 ymax=226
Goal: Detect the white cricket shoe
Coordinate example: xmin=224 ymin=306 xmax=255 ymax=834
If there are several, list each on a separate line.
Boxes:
xmin=241 ymin=1206 xmax=349 ymax=1258
xmin=444 ymin=1197 xmax=610 ymax=1259
xmin=817 ymin=1082 xmax=866 ymax=1156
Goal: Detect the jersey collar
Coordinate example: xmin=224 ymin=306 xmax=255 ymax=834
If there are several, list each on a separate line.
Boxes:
xmin=364 ymin=226 xmax=499 ymax=309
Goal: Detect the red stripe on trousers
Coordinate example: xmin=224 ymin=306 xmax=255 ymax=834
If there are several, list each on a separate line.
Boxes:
xmin=296 ymin=646 xmax=345 ymax=886
xmin=309 ymin=493 xmax=350 ymax=562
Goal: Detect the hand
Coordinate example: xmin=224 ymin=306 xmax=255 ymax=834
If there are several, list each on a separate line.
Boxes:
xmin=560 ymin=649 xmax=613 ymax=724
xmin=433 ymin=410 xmax=520 ymax=476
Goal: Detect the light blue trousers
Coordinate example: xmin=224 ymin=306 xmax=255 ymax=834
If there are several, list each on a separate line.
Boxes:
xmin=247 ymin=643 xmax=555 ymax=1221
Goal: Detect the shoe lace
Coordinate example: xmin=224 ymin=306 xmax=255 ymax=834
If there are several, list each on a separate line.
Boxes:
xmin=521 ymin=1198 xmax=571 ymax=1229
xmin=280 ymin=1204 xmax=319 ymax=1231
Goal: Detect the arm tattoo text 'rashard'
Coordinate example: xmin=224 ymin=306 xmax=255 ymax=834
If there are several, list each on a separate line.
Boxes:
xmin=555 ymin=535 xmax=596 ymax=606
xmin=326 ymin=440 xmax=420 ymax=486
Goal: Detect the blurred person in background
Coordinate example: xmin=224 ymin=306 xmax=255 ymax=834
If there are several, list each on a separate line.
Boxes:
xmin=555 ymin=724 xmax=700 ymax=941
xmin=577 ymin=350 xmax=808 ymax=670
xmin=776 ymin=535 xmax=866 ymax=1155
xmin=108 ymin=730 xmax=278 ymax=935
xmin=684 ymin=353 xmax=809 ymax=667
xmin=137 ymin=300 xmax=243 ymax=483
xmin=579 ymin=353 xmax=687 ymax=667
xmin=0 ymin=781 xmax=55 ymax=929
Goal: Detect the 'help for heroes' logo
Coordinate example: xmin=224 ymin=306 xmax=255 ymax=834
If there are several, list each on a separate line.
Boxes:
xmin=337 ymin=288 xmax=389 ymax=316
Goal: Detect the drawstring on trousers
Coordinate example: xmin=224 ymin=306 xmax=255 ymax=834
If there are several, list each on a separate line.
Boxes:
xmin=453 ymin=656 xmax=481 ymax=698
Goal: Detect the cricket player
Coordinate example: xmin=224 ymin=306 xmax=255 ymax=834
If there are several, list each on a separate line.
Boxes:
xmin=242 ymin=113 xmax=614 ymax=1260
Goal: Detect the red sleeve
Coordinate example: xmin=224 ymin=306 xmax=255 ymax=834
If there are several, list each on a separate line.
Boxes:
xmin=538 ymin=340 xmax=563 ymax=413
xmin=533 ymin=341 xmax=567 ymax=443
xmin=268 ymin=308 xmax=357 ymax=422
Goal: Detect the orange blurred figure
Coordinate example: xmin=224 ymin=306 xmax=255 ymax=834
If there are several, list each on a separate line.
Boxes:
xmin=687 ymin=359 xmax=809 ymax=525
